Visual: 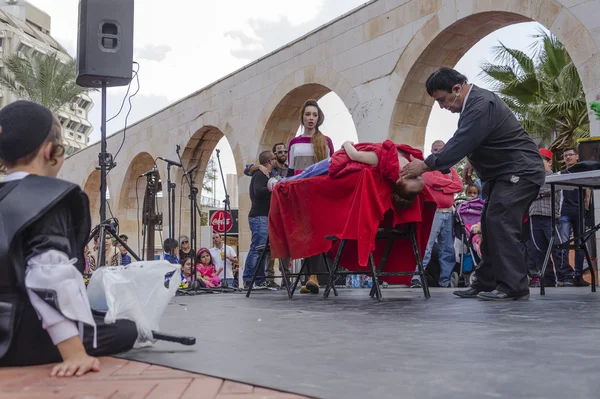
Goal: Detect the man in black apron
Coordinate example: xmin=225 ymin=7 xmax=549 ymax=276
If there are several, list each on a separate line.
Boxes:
xmin=401 ymin=68 xmax=545 ymax=300
xmin=0 ymin=101 xmax=138 ymax=376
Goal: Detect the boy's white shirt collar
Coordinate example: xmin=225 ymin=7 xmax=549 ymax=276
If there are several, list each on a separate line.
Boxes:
xmin=3 ymin=171 xmax=30 ymax=182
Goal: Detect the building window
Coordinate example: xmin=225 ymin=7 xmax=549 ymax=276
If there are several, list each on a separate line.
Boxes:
xmin=69 ymin=132 xmax=74 ymax=138
xmin=77 ymin=99 xmax=90 ymax=110
xmin=77 ymin=125 xmax=87 ymax=134
xmin=16 ymin=43 xmax=32 ymax=57
xmin=77 ymin=134 xmax=83 ymax=141
xmin=58 ymin=117 xmax=67 ymax=126
xmin=66 ymin=120 xmax=76 ymax=130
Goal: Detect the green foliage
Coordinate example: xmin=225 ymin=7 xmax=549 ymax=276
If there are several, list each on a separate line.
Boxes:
xmin=199 ymin=209 xmax=209 ymax=226
xmin=479 ymin=29 xmax=589 ymax=155
xmin=590 ymin=101 xmax=600 ymax=120
xmin=0 ymin=52 xmax=91 ymax=113
xmin=202 ymin=156 xmax=218 ymax=194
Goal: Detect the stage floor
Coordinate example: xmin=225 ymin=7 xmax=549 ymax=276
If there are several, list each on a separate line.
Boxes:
xmin=120 ymin=287 xmax=600 ymax=399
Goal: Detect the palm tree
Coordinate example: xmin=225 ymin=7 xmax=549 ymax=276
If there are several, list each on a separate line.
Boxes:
xmin=479 ymin=29 xmax=589 ymax=158
xmin=0 ymin=52 xmax=91 ymax=113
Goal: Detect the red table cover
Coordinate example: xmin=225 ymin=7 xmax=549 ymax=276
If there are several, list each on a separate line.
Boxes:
xmin=268 ymin=165 xmax=437 ymax=284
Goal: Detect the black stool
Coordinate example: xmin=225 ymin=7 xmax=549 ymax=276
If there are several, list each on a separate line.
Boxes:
xmin=323 ymin=224 xmax=430 ymax=301
xmin=246 ymin=235 xmax=338 ymax=298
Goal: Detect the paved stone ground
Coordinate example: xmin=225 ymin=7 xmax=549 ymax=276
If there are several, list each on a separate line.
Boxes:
xmin=0 ymin=357 xmax=311 ymax=399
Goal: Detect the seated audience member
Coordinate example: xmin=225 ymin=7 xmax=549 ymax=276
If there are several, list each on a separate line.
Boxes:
xmin=177 ymin=257 xmax=194 ymax=289
xmin=465 ymin=183 xmax=480 ymax=199
xmin=269 ymin=140 xmax=425 ymax=207
xmin=179 ymin=235 xmax=193 ymax=261
xmin=163 ymin=238 xmax=179 ymax=264
xmin=111 ymin=234 xmax=131 ymax=266
xmin=196 ymin=248 xmax=221 ymax=288
xmin=0 ymin=100 xmax=138 ymax=375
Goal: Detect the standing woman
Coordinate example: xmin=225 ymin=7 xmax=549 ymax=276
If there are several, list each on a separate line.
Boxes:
xmin=287 ymin=99 xmax=335 ymax=175
xmin=287 ymin=99 xmax=335 ymax=294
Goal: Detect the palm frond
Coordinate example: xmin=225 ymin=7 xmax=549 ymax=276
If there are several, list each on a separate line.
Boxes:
xmin=490 ymin=42 xmax=536 ymax=75
xmin=1 ymin=52 xmax=92 ymax=113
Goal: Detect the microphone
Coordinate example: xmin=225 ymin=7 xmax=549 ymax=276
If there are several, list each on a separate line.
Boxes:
xmin=184 ymin=164 xmax=198 ymax=175
xmin=139 ymin=166 xmax=157 ymax=177
xmin=157 ymin=157 xmax=182 ymax=167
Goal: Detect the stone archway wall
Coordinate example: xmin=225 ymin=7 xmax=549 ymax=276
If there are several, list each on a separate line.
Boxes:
xmin=83 ymin=170 xmax=102 ymax=228
xmin=117 ymin=152 xmax=159 ymax=254
xmin=388 ymin=0 xmax=600 ymax=145
xmin=176 ymin=125 xmax=227 ymax=246
xmin=61 ymin=0 xmax=600 ymax=260
xmin=255 ymin=65 xmax=360 ymax=157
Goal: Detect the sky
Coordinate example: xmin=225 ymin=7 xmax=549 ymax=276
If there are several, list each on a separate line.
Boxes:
xmin=27 ymin=0 xmax=548 ymax=203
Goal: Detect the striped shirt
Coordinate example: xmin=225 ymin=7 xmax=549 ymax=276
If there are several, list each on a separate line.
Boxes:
xmin=529 ymin=171 xmax=561 ymax=219
xmin=288 ymin=135 xmax=335 ymax=175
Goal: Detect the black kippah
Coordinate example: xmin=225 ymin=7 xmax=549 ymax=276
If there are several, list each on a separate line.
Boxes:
xmin=0 ymin=100 xmax=54 ymax=162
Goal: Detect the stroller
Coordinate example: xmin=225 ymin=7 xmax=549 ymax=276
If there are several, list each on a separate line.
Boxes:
xmin=452 ymin=197 xmax=484 ymax=287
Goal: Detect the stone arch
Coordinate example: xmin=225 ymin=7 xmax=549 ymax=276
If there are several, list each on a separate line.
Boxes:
xmin=176 ymin=124 xmax=239 ymax=247
xmin=255 ymin=65 xmax=361 ymax=158
xmin=387 ymin=0 xmax=600 ymax=147
xmin=82 ymin=170 xmax=102 ymax=228
xmin=117 ymin=152 xmax=160 ymax=255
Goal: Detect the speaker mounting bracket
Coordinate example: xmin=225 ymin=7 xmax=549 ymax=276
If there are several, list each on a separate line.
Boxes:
xmin=96 ymin=151 xmax=116 ymax=171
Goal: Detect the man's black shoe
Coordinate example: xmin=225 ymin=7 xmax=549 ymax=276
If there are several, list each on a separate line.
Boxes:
xmin=477 ymin=290 xmax=530 ymax=301
xmin=453 ymin=287 xmax=480 ymax=298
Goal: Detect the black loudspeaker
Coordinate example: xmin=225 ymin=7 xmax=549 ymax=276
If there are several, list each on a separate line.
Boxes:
xmin=76 ymin=0 xmax=134 ymax=88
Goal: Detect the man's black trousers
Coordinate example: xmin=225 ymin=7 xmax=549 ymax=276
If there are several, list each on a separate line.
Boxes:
xmin=471 ymin=176 xmax=540 ymax=295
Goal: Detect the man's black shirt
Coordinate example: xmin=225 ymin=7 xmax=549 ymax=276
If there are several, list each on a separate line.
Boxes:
xmin=249 ymin=172 xmax=271 ymax=217
xmin=424 ymin=85 xmax=545 ymax=187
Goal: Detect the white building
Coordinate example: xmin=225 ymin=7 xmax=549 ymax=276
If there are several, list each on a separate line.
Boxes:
xmin=0 ymin=0 xmax=93 ymax=156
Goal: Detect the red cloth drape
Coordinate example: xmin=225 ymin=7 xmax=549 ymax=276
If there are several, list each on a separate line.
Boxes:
xmin=268 ymin=143 xmax=437 ymax=284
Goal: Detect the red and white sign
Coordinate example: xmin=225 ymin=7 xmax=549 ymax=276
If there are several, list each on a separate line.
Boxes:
xmin=210 ymin=210 xmax=233 ymax=233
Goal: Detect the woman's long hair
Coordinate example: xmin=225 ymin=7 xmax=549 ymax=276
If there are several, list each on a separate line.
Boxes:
xmin=299 ymin=99 xmax=328 ymax=163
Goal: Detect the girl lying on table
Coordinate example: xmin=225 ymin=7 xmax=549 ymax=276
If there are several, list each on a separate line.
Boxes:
xmin=267 ymin=139 xmax=426 ymax=294
xmin=268 ymin=139 xmax=425 ymax=208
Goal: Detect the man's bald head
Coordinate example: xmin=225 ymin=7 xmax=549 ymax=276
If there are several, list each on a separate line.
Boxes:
xmin=259 ymin=150 xmax=274 ymax=165
xmin=431 ymin=140 xmax=445 ymax=153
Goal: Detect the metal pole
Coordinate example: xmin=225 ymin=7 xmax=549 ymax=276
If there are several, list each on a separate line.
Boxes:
xmin=98 ymin=82 xmax=108 ymax=269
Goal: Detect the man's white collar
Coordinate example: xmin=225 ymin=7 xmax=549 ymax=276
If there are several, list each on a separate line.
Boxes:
xmin=460 ymin=84 xmax=474 ymax=114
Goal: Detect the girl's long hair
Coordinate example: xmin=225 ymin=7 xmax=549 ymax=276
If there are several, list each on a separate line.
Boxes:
xmin=299 ymin=99 xmax=328 ymax=163
xmin=391 ymin=180 xmax=420 ymax=208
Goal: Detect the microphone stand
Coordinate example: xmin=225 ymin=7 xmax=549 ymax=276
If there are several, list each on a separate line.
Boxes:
xmin=91 ymin=82 xmax=142 ymax=268
xmin=215 ymin=148 xmax=235 ymax=290
xmin=157 ymin=156 xmax=178 ymax=261
xmin=175 ymin=146 xmax=198 ymax=287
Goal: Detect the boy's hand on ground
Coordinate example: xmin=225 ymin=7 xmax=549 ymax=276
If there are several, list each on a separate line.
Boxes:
xmin=51 ymin=354 xmax=100 ymax=377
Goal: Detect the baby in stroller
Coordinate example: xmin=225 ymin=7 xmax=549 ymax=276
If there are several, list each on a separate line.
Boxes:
xmin=452 ymin=184 xmax=483 ymax=286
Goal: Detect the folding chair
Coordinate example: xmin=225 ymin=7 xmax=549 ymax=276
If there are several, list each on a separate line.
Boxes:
xmin=322 ymin=224 xmax=430 ymax=301
xmin=246 ymin=235 xmax=338 ymax=298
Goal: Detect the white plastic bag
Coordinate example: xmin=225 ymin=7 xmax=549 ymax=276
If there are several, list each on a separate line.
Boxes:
xmin=87 ymin=260 xmax=181 ymax=343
